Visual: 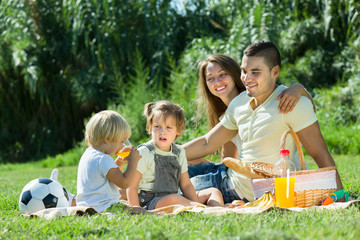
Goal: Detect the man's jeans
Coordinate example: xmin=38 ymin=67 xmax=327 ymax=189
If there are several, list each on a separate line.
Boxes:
xmin=188 ymin=162 xmax=242 ymax=203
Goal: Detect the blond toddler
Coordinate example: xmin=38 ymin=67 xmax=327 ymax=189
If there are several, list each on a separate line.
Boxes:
xmin=76 ymin=110 xmax=142 ymax=212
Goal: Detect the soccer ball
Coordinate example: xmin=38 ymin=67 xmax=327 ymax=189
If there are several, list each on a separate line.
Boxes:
xmin=19 ymin=178 xmax=69 ymax=215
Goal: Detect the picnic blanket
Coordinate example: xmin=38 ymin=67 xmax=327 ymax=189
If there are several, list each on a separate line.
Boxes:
xmin=22 ymin=199 xmax=360 ymax=219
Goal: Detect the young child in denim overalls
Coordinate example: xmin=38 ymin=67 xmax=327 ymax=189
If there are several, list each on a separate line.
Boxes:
xmin=126 ymin=101 xmax=224 ymax=210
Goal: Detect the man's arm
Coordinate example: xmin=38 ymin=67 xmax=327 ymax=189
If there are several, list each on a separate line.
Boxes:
xmin=183 ymin=123 xmax=238 ymax=161
xmin=221 ymin=141 xmax=238 ymax=160
xmin=296 ymin=121 xmax=343 ymax=191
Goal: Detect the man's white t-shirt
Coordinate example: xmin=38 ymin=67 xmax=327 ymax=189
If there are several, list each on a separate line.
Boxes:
xmin=77 ymin=147 xmax=121 ymax=212
xmin=221 ymin=85 xmax=318 ymax=200
xmin=137 ymin=140 xmax=188 ymax=193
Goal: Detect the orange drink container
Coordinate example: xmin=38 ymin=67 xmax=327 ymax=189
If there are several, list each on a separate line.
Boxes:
xmin=274 ymin=149 xmax=296 ymax=208
xmin=117 ymin=150 xmax=130 ymax=158
xmin=274 ymin=176 xmax=295 ymax=208
xmin=117 ymin=139 xmax=132 ymax=158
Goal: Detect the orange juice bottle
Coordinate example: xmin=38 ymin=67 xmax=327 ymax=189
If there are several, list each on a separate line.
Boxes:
xmin=274 ymin=149 xmax=296 ymax=208
xmin=274 ymin=176 xmax=295 ymax=208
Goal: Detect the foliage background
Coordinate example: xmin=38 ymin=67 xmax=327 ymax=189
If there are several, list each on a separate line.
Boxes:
xmin=0 ymin=0 xmax=359 ymax=164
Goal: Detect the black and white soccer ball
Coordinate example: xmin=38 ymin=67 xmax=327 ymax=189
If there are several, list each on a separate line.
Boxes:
xmin=19 ymin=178 xmax=69 ymax=215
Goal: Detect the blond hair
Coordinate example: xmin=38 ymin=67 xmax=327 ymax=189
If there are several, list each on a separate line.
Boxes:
xmin=85 ymin=110 xmax=131 ymax=147
xmin=144 ymin=100 xmax=185 ymax=139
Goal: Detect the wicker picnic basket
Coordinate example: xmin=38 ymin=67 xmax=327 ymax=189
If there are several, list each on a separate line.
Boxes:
xmin=224 ymin=130 xmax=338 ymax=207
xmin=281 ymin=130 xmax=337 ymax=207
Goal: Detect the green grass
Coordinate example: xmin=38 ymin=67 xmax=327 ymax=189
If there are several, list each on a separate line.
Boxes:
xmin=1 ymin=155 xmax=359 ymax=239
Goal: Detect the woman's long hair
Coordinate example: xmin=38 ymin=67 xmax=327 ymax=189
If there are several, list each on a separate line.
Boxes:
xmin=196 ymin=54 xmax=245 ymax=128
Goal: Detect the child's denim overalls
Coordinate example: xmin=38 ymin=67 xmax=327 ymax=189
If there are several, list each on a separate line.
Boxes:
xmin=138 ymin=142 xmax=181 ymax=209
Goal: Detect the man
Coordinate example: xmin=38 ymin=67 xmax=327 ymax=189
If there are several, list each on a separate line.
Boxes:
xmin=183 ymin=40 xmax=343 ymax=202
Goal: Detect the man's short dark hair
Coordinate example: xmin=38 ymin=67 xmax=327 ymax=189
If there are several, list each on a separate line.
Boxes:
xmin=243 ymin=41 xmax=281 ymax=69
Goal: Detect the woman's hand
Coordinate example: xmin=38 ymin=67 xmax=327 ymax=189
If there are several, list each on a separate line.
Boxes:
xmin=276 ymin=83 xmax=304 ymax=114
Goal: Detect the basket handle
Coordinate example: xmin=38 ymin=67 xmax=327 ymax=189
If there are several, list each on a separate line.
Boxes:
xmin=280 ymin=130 xmax=307 ymax=170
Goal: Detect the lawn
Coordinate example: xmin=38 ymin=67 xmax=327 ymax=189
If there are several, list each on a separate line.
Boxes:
xmin=1 ymin=155 xmax=360 ymax=239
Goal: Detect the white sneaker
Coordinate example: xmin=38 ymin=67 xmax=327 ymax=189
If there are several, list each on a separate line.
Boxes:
xmin=50 ymin=168 xmax=59 ymax=182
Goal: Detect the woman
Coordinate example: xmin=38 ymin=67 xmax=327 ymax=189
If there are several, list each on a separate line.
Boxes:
xmin=187 ymin=54 xmax=315 ymax=202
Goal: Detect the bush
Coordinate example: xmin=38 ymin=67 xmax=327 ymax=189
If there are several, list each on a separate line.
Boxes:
xmin=108 ymin=51 xmax=164 ymax=146
xmin=1 ymin=0 xmax=359 ymax=162
xmin=0 ymin=0 xmax=229 ymax=163
xmin=40 ymin=142 xmax=86 ymax=168
xmin=315 ymin=64 xmax=360 ymax=154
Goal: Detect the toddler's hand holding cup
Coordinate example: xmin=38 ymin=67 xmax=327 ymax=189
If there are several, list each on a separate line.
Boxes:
xmin=117 ymin=139 xmax=141 ymax=164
